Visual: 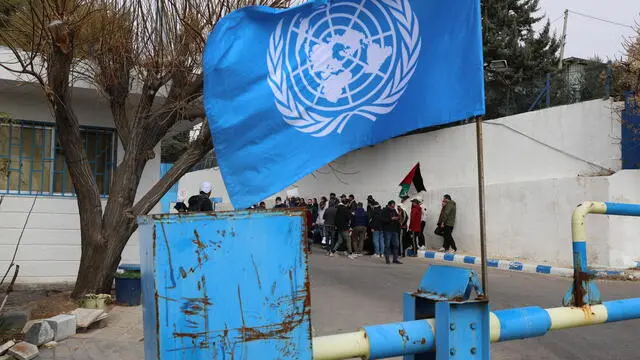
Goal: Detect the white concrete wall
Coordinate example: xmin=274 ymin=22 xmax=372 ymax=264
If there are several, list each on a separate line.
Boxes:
xmin=179 ymin=99 xmax=639 ymax=268
xmin=606 ymin=171 xmax=640 ymax=268
xmin=0 ymin=81 xmax=160 ymax=284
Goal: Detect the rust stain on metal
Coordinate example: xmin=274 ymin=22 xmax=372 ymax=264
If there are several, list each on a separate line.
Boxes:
xmin=173 ymin=332 xmax=202 ymax=339
xmin=581 ymin=305 xmax=596 ymax=320
xmin=398 ymin=328 xmax=409 ymax=344
xmin=184 ymin=297 xmax=213 ymax=306
xmin=235 ymin=256 xmax=312 ymax=343
xmin=193 ymin=230 xmax=206 ymax=248
xmin=156 ymin=293 xmax=177 ymax=302
xmin=573 ymin=270 xmax=593 ymax=307
xmin=179 ymin=267 xmax=188 ymax=279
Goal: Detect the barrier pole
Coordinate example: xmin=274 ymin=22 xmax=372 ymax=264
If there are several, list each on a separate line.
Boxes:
xmin=312 ymin=298 xmax=640 ymax=360
xmin=565 ymin=201 xmax=640 ymax=306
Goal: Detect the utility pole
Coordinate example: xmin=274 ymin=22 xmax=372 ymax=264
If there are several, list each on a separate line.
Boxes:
xmin=558 ymin=9 xmax=569 ymax=70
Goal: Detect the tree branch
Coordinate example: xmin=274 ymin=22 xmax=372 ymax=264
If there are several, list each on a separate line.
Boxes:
xmin=132 ymin=121 xmax=213 ymax=216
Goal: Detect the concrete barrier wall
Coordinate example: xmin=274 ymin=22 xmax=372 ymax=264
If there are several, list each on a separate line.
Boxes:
xmin=179 ymin=99 xmax=640 ymax=268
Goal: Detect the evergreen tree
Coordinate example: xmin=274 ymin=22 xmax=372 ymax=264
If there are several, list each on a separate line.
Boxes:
xmin=482 ymin=0 xmax=561 ymax=119
xmin=161 ymin=131 xmax=190 ymax=164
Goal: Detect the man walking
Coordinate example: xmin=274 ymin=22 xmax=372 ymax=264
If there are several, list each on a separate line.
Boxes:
xmin=381 ymin=200 xmax=402 ymax=264
xmin=437 ymin=194 xmax=457 ymax=253
xmin=409 ymin=198 xmax=423 ymax=257
xmin=331 ymin=197 xmax=354 ymax=259
xmin=351 ymin=202 xmax=368 ymax=256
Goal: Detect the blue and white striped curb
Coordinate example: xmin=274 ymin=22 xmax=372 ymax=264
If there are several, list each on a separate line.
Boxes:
xmin=418 ymin=250 xmax=638 ymax=278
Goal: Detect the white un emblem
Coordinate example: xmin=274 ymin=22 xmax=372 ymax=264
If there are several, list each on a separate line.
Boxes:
xmin=267 ymin=0 xmax=421 ymax=137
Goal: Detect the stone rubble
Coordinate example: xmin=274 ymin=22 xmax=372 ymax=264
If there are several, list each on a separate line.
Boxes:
xmin=7 ymin=342 xmax=39 ymax=360
xmin=23 ymin=321 xmax=54 ymax=346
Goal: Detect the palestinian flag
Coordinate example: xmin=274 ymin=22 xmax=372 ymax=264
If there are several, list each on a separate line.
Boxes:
xmin=399 ymin=163 xmax=426 ymax=200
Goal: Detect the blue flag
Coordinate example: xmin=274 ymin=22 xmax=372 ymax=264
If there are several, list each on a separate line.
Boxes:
xmin=204 ymin=0 xmax=485 ymax=209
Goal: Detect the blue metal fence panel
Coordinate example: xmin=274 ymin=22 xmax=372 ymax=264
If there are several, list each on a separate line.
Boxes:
xmin=137 ymin=210 xmax=312 ymax=360
xmin=622 ymin=92 xmax=640 ymax=169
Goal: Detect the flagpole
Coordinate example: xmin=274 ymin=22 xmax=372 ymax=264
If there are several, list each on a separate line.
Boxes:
xmin=475 ymin=115 xmax=489 ymax=297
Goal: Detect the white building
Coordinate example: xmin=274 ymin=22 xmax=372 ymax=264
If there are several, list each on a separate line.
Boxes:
xmin=180 ymin=99 xmax=640 ymax=269
xmin=0 ymin=47 xmax=160 ymax=285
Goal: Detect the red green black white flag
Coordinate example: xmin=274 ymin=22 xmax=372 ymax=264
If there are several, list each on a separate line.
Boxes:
xmin=399 ymin=163 xmax=426 ymax=200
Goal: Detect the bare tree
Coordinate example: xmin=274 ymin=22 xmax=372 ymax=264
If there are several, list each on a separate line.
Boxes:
xmin=0 ymin=0 xmax=292 ymax=298
xmin=616 ymin=21 xmax=640 ymax=94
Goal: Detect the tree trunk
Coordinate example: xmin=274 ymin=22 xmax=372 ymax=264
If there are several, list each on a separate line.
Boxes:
xmin=72 ymin=233 xmax=110 ymax=297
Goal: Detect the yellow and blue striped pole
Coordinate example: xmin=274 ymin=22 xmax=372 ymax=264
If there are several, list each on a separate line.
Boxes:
xmin=312 ymin=298 xmax=640 ymax=360
xmin=564 ymin=201 xmax=640 ymax=306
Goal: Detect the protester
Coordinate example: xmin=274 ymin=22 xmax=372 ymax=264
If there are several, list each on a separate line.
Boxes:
xmin=381 ymin=200 xmax=402 ymax=264
xmin=369 ymin=202 xmax=384 ymax=258
xmin=348 ymin=194 xmax=357 ymax=212
xmin=174 ymin=191 xmax=189 ymax=213
xmin=304 ymin=204 xmax=314 ymax=252
xmin=187 ymin=182 xmax=214 ymax=212
xmin=409 ymin=198 xmax=423 ymax=257
xmin=323 ymin=199 xmax=338 ymax=252
xmin=312 ymin=198 xmax=319 ymax=223
xmin=397 ymin=203 xmax=409 ymax=257
xmin=419 ymin=201 xmax=428 ymax=250
xmin=317 ymin=197 xmax=327 ymax=246
xmin=331 ymin=197 xmax=354 ymax=259
xmin=366 ymin=195 xmax=377 ymax=217
xmin=351 ymin=202 xmax=368 ymax=256
xmin=438 ymin=194 xmax=458 ymax=253
xmin=274 ymin=196 xmax=287 ymax=209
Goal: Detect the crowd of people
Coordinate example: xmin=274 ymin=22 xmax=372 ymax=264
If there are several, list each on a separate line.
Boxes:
xmin=271 ymin=192 xmax=458 ymax=264
xmin=175 ymin=182 xmax=459 ymax=262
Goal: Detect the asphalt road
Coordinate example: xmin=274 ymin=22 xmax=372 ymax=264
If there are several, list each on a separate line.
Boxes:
xmin=309 ymin=250 xmax=640 ymax=360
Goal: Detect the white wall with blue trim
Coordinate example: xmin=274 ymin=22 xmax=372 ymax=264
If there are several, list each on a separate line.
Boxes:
xmin=0 ymin=77 xmax=161 ymax=284
xmin=181 ymin=99 xmax=640 ymax=269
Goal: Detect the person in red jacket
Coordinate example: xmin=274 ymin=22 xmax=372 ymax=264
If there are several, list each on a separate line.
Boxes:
xmin=409 ymin=198 xmax=423 ymax=257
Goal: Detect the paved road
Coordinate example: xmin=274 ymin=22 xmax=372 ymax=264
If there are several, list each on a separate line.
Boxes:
xmin=309 ymin=251 xmax=640 ymax=360
xmin=39 ymin=249 xmax=640 ymax=359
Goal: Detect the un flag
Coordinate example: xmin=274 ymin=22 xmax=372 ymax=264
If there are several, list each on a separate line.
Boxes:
xmin=204 ymin=0 xmax=485 ymax=209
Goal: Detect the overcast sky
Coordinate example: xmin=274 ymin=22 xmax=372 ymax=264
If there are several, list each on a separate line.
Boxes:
xmin=536 ymin=0 xmax=639 ymax=60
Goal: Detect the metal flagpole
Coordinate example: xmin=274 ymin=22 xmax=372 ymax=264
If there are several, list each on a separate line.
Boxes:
xmin=475 ymin=115 xmax=489 ymax=296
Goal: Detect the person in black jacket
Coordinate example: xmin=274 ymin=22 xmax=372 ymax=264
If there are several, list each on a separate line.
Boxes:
xmin=329 ymin=197 xmax=355 ymax=259
xmin=369 ymin=202 xmax=384 ymax=258
xmin=381 ymin=200 xmax=402 ymax=264
xmin=187 ymin=182 xmax=214 ymax=212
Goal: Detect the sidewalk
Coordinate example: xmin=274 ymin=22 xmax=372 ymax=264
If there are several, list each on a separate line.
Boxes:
xmin=416 ymin=249 xmax=640 ymax=280
xmin=39 ymin=306 xmax=143 ymax=360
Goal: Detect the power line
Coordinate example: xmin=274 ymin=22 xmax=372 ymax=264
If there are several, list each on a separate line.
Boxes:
xmin=550 ymin=14 xmax=564 ymax=25
xmin=568 ymin=10 xmax=634 ymax=30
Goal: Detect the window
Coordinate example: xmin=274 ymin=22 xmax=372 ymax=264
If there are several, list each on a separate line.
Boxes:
xmin=0 ymin=120 xmax=116 ymax=196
